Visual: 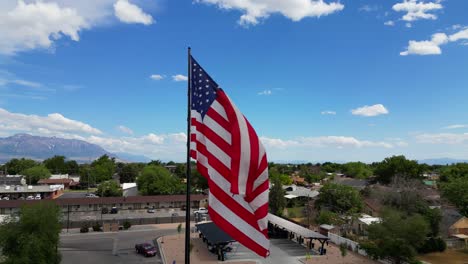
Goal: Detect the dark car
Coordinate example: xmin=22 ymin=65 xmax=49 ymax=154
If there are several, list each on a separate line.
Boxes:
xmin=135 ymin=243 xmax=157 ymax=257
xmin=110 ymin=207 xmax=118 ymax=214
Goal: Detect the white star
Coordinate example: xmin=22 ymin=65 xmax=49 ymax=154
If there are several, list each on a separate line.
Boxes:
xmin=205 ymin=85 xmax=209 ymax=88
xmin=206 ymin=99 xmax=209 ymax=102
xmin=206 ymin=79 xmax=209 ymax=82
xmin=199 ymin=80 xmax=202 ymax=83
xmin=199 ymin=74 xmax=202 ymax=77
xmin=206 ymin=92 xmax=209 ymax=95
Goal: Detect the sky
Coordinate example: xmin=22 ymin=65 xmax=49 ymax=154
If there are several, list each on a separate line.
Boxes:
xmin=0 ymin=0 xmax=467 ymax=163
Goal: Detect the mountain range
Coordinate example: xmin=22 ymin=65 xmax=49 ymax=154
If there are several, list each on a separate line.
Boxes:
xmin=0 ymin=134 xmax=150 ymax=163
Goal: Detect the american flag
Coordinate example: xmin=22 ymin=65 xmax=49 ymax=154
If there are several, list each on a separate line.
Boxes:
xmin=189 ymin=56 xmax=270 ymax=257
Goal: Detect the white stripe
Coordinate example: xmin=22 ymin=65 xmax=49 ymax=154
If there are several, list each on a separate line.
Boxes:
xmin=204 ymin=114 xmax=232 ymax=144
xmin=250 ymin=189 xmax=268 ymax=211
xmin=228 ymin=96 xmax=251 ymax=195
xmin=252 ymin=167 xmax=268 ymax=192
xmin=207 ymin=163 xmax=254 ymax=214
xmin=197 ymin=152 xmax=208 ymax=169
xmin=258 ymin=145 xmax=265 ymax=167
xmin=211 ymin=100 xmax=228 ymax=121
xmin=209 ymin=192 xmax=269 ymax=250
xmin=204 ymin=137 xmax=231 ymax=169
xmin=257 ymin=215 xmax=269 ymax=231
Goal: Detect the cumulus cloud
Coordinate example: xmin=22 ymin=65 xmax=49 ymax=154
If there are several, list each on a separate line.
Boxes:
xmin=392 ymin=0 xmax=443 ymax=22
xmin=0 ymin=108 xmax=102 ymax=135
xmin=351 ymin=104 xmax=389 ymax=117
xmin=415 ymin=133 xmax=468 ymax=145
xmin=258 ymin=90 xmax=272 ymax=96
xmin=113 ymin=0 xmax=154 ymax=25
xmin=401 ymin=27 xmax=468 ymax=56
xmin=117 ymin=125 xmax=134 ymax=135
xmin=260 ymin=136 xmax=394 ymax=149
xmin=384 ymin=20 xmax=395 ymax=26
xmin=0 ymin=0 xmax=153 ymax=55
xmin=321 ymin=110 xmax=336 ymax=115
xmin=0 ymin=1 xmax=87 ymax=55
xmin=196 ymin=0 xmax=344 ymax=26
xmin=150 ymin=74 xmax=164 ymax=80
xmin=172 ymin=74 xmax=188 ymax=82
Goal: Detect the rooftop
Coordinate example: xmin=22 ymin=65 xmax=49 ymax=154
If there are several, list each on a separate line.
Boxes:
xmin=0 ymin=185 xmax=56 ymax=194
xmin=268 ymin=213 xmax=328 ymax=240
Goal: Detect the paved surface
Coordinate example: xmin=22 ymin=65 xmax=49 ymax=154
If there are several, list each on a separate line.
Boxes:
xmin=60 ymin=225 xmax=177 ymax=264
xmin=58 ymin=192 xmax=90 ymax=199
xmin=64 ymin=208 xmax=187 ymax=221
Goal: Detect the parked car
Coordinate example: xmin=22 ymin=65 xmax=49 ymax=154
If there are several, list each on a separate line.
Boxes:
xmin=171 ymin=212 xmax=178 ymax=217
xmin=135 ymin=243 xmax=157 ymax=257
xmin=1 ymin=196 xmax=9 ymax=200
xmin=194 ymin=207 xmax=208 ymax=214
xmin=34 ymin=194 xmax=41 ymax=200
xmin=26 ymin=195 xmax=34 ymax=200
xmin=147 ymin=208 xmax=155 ymax=213
xmin=110 ymin=207 xmax=118 ymax=214
xmin=101 ymin=207 xmax=109 ymax=214
xmin=85 ymin=193 xmax=99 ymax=198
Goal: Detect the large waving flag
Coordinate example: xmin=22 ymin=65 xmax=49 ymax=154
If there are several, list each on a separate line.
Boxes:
xmin=189 ymin=55 xmax=270 ymax=257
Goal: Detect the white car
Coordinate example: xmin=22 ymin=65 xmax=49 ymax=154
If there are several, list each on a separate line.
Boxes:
xmin=26 ymin=195 xmax=34 ymax=200
xmin=34 ymin=194 xmax=41 ymax=200
xmin=1 ymin=196 xmax=9 ymax=200
xmin=194 ymin=207 xmax=208 ymax=214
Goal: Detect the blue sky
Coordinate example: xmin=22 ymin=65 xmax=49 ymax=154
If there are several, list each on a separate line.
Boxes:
xmin=0 ymin=0 xmax=467 ymax=162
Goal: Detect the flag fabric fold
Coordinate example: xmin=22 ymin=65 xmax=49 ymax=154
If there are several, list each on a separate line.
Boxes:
xmin=189 ymin=55 xmax=270 ymax=257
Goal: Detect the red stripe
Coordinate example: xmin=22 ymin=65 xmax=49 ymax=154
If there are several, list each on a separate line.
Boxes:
xmin=217 ymin=90 xmax=241 ymax=194
xmin=206 ymin=105 xmax=231 ymax=132
xmin=208 ymin=179 xmax=259 ymax=229
xmin=245 ymin=179 xmax=269 ymax=203
xmin=208 ymin=205 xmax=269 ymax=257
xmin=254 ymin=203 xmax=269 ymax=225
xmin=245 ymin=119 xmax=259 ymax=200
xmin=192 ymin=115 xmax=231 ymax=158
xmin=193 ymin=139 xmax=231 ymax=182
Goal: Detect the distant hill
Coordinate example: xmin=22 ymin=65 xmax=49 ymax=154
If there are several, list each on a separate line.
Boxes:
xmin=419 ymin=158 xmax=468 ymax=165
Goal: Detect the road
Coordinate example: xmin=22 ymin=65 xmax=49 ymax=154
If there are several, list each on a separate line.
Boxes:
xmin=60 ymin=225 xmax=177 ymax=264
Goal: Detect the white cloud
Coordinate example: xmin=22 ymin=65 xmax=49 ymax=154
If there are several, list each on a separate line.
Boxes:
xmin=172 ymin=74 xmax=188 ymax=82
xmin=0 ymin=1 xmax=87 ymax=55
xmin=392 ymin=0 xmax=443 ymax=22
xmin=258 ymin=90 xmax=272 ymax=96
xmin=384 ymin=20 xmax=395 ymax=26
xmin=401 ymin=28 xmax=468 ymax=56
xmin=405 ymin=22 xmax=412 ymax=28
xmin=150 ymin=74 xmax=164 ymax=80
xmin=117 ymin=125 xmax=134 ymax=135
xmin=351 ymin=104 xmax=389 ymax=117
xmin=196 ymin=0 xmax=344 ymax=26
xmin=443 ymin=124 xmax=468 ymax=130
xmin=0 ymin=108 xmax=102 ymax=135
xmin=321 ymin=110 xmax=336 ymax=115
xmin=359 ymin=5 xmax=378 ymax=12
xmin=415 ymin=133 xmax=468 ymax=145
xmin=260 ymin=136 xmax=394 ymax=149
xmin=113 ymin=0 xmax=153 ymax=25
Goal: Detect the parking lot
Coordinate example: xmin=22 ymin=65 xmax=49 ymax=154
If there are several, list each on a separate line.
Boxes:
xmin=60 ymin=224 xmax=177 ymax=264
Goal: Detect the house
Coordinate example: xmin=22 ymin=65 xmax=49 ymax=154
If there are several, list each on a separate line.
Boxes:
xmin=449 ymin=217 xmax=468 ymax=237
xmin=319 ymin=224 xmax=337 ymax=236
xmin=291 ymin=175 xmax=305 ymax=185
xmin=121 ymin=182 xmax=138 ymax=197
xmin=363 ymin=198 xmax=382 ymax=217
xmin=352 ymin=214 xmax=381 ymax=235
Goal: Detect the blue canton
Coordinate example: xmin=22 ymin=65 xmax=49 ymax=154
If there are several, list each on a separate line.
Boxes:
xmin=190 ymin=56 xmax=219 ymax=118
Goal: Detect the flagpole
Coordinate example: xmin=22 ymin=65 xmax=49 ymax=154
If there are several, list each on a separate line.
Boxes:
xmin=185 ymin=47 xmax=192 ymax=264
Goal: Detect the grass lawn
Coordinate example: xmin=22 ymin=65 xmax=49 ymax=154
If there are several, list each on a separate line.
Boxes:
xmin=64 ymin=188 xmax=97 ymax=193
xmin=287 ymin=206 xmax=305 ymax=218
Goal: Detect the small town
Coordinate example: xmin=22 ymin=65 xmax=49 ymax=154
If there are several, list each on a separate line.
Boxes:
xmin=0 ymin=0 xmax=467 ymax=263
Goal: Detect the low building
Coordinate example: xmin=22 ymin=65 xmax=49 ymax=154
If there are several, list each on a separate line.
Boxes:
xmin=0 ymin=194 xmax=207 ymax=215
xmin=449 ymin=217 xmax=468 ymax=237
xmin=0 ymin=175 xmax=25 ymax=186
xmin=363 ymin=198 xmax=382 ymax=216
xmin=38 ymin=178 xmax=75 ymax=189
xmin=319 ymin=224 xmax=337 ymax=236
xmin=0 ymin=184 xmax=63 ymax=201
xmin=121 ymin=182 xmax=138 ymax=197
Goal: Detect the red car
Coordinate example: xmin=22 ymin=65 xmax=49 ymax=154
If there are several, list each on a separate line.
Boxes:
xmin=135 ymin=243 xmax=157 ymax=257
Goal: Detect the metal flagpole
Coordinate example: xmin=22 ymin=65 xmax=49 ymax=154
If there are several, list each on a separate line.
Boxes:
xmin=185 ymin=47 xmax=192 ymax=264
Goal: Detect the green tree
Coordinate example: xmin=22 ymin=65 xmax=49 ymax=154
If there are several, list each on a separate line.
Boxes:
xmin=0 ymin=202 xmax=62 ymax=264
xmin=90 ymin=155 xmax=116 ymax=183
xmin=316 ymin=210 xmax=342 ymax=225
xmin=269 ymin=167 xmax=292 ymax=185
xmin=4 ymin=158 xmax=37 ymax=175
xmin=65 ymin=160 xmax=79 ymax=175
xmin=22 ymin=165 xmax=51 ymax=184
xmin=440 ymin=177 xmax=468 ymax=216
xmin=43 ymin=155 xmax=67 ymax=174
xmin=321 ymin=162 xmax=343 ymax=173
xmin=360 ymin=209 xmax=429 ymax=264
xmin=315 ymin=183 xmax=363 ymax=214
xmin=137 ymin=165 xmax=184 ymax=195
xmin=342 ymin=162 xmax=372 ymax=179
xmin=374 ymin=155 xmax=421 ymax=184
xmin=269 ymin=177 xmax=286 ymax=215
xmin=96 ymin=180 xmax=123 ymax=197
xmin=192 ymin=167 xmax=208 ymax=190
xmin=439 ymin=163 xmax=468 ymax=182
xmin=119 ymin=163 xmax=139 ymax=183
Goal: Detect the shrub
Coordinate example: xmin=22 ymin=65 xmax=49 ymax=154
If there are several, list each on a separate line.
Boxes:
xmin=418 ymin=237 xmax=446 ymax=253
xmin=123 ymin=220 xmax=131 ymax=230
xmin=92 ymin=222 xmax=102 ymax=232
xmin=80 ymin=223 xmax=89 ymax=233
